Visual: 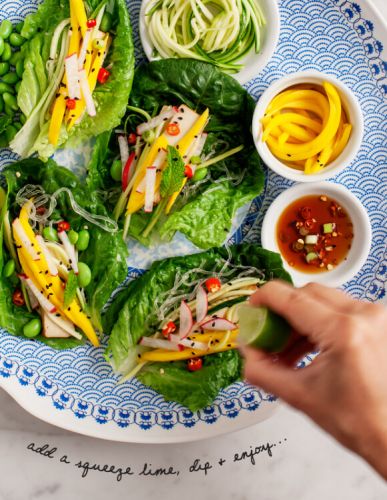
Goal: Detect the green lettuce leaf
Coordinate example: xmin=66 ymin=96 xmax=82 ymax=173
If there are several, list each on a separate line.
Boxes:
xmin=105 ymin=244 xmax=291 ymax=409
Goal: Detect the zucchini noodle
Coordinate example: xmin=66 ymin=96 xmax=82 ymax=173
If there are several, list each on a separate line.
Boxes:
xmin=145 ymin=0 xmax=266 ymax=72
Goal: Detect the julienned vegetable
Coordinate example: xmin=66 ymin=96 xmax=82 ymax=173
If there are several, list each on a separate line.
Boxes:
xmin=145 ymin=0 xmax=266 ymax=73
xmin=88 ymin=59 xmax=264 ymax=250
xmin=0 ymin=158 xmax=128 ymax=348
xmin=104 ymin=244 xmax=292 ymax=411
xmin=261 ymin=82 xmax=352 ymax=174
xmin=9 ymin=0 xmax=134 ymax=160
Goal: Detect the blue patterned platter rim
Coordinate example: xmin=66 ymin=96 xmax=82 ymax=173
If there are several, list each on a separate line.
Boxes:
xmin=0 ymin=0 xmax=386 ymax=443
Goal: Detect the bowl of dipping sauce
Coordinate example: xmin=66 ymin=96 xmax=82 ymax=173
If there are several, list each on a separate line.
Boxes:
xmin=252 ymin=71 xmax=364 ymax=182
xmin=261 ymin=182 xmax=371 ymax=287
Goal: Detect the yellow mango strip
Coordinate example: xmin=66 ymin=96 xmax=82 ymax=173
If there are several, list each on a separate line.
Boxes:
xmin=48 ymin=95 xmax=67 ymax=146
xmin=70 ymin=0 xmax=88 ymax=37
xmin=329 ymin=123 xmax=352 ymax=163
xmin=278 ymin=132 xmax=289 ymax=147
xmin=264 ymin=82 xmax=341 ymax=162
xmin=126 ymin=136 xmax=169 ymax=214
xmin=189 ymin=330 xmax=239 ymax=344
xmin=304 ymin=156 xmax=317 ymax=175
xmin=279 ymin=122 xmax=318 ymax=142
xmin=266 ymin=90 xmax=328 ymax=114
xmin=139 ymin=342 xmax=237 ymax=363
xmin=262 ymin=113 xmax=322 ymax=142
xmin=69 ymin=2 xmax=80 ymax=55
xmin=310 ymin=135 xmax=337 ymax=173
xmin=262 ymin=99 xmax=328 ymax=127
xmin=268 ymin=124 xmax=281 ymax=138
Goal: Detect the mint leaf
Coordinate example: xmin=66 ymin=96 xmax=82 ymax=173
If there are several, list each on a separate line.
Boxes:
xmin=160 ymin=146 xmax=185 ymax=197
xmin=64 ymin=270 xmax=78 ymax=308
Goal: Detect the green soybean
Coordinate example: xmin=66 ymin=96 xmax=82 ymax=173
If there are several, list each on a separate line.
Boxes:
xmin=77 ymin=262 xmax=92 ymax=288
xmin=110 ymin=159 xmax=122 ymax=181
xmin=68 ymin=229 xmax=79 ymax=245
xmin=13 ymin=120 xmax=22 ymax=131
xmin=0 ymin=62 xmax=9 ymax=76
xmin=0 ymin=20 xmax=13 ymax=40
xmin=4 ymin=103 xmax=13 ymax=116
xmin=16 ymin=59 xmax=24 ymax=78
xmin=2 ymin=72 xmax=19 ymax=85
xmin=15 ymin=80 xmax=21 ymax=93
xmin=193 ymin=167 xmax=208 ymax=182
xmin=19 ymin=113 xmax=26 ymax=125
xmin=15 ymin=21 xmax=24 ymax=34
xmin=0 ymin=133 xmax=7 ymax=147
xmin=0 ymin=95 xmax=3 ymax=113
xmin=100 ymin=12 xmax=113 ymax=32
xmin=3 ymin=92 xmax=17 ymax=110
xmin=76 ymin=230 xmax=90 ymax=251
xmin=3 ymin=259 xmax=15 ymax=278
xmin=9 ymin=33 xmax=25 ymax=47
xmin=0 ymin=82 xmax=14 ymax=94
xmin=5 ymin=124 xmax=17 ymax=142
xmin=1 ymin=42 xmax=12 ymax=61
xmin=10 ymin=50 xmax=22 ymax=66
xmin=43 ymin=226 xmax=59 ymax=242
xmin=23 ymin=318 xmax=42 ymax=338
xmin=0 ymin=37 xmax=4 ymax=58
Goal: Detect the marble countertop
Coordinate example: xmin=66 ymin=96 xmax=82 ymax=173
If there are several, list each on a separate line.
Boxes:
xmin=1 ymin=1 xmax=387 ymax=498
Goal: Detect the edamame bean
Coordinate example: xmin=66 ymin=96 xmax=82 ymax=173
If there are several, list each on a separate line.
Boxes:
xmin=0 ymin=95 xmax=4 ymax=113
xmin=68 ymin=229 xmax=79 ymax=245
xmin=0 ymin=20 xmax=13 ymax=40
xmin=13 ymin=120 xmax=22 ymax=131
xmin=10 ymin=50 xmax=22 ymax=66
xmin=9 ymin=33 xmax=25 ymax=47
xmin=0 ymin=133 xmax=7 ymax=147
xmin=1 ymin=43 xmax=12 ymax=61
xmin=5 ymin=124 xmax=17 ymax=142
xmin=3 ymin=92 xmax=17 ymax=110
xmin=100 ymin=12 xmax=113 ymax=32
xmin=4 ymin=103 xmax=13 ymax=116
xmin=2 ymin=72 xmax=19 ymax=85
xmin=0 ymin=62 xmax=10 ymax=76
xmin=15 ymin=22 xmax=24 ymax=34
xmin=3 ymin=259 xmax=15 ymax=278
xmin=0 ymin=82 xmax=13 ymax=94
xmin=76 ymin=230 xmax=90 ymax=251
xmin=43 ymin=226 xmax=59 ymax=242
xmin=15 ymin=80 xmax=21 ymax=93
xmin=16 ymin=59 xmax=24 ymax=78
xmin=20 ymin=113 xmax=26 ymax=125
xmin=23 ymin=318 xmax=42 ymax=338
xmin=110 ymin=159 xmax=122 ymax=181
xmin=192 ymin=167 xmax=208 ymax=182
xmin=77 ymin=262 xmax=92 ymax=288
xmin=0 ymin=37 xmax=4 ymax=58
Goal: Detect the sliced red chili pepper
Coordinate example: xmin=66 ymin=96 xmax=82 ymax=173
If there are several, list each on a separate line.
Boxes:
xmin=66 ymin=98 xmax=76 ymax=110
xmin=122 ymin=151 xmax=136 ymax=192
xmin=57 ymin=221 xmax=70 ymax=232
xmin=166 ymin=123 xmax=180 ymax=136
xmin=12 ymin=289 xmax=25 ymax=307
xmin=205 ymin=277 xmax=221 ymax=293
xmin=128 ymin=133 xmax=137 ymax=145
xmin=187 ymin=358 xmax=202 ymax=372
xmin=300 ymin=206 xmax=312 ymax=220
xmin=97 ymin=68 xmax=110 ymax=85
xmin=87 ymin=19 xmax=97 ymax=28
xmin=184 ymin=165 xmax=193 ymax=179
xmin=161 ymin=321 xmax=177 ymax=339
xmin=304 ymin=218 xmax=315 ymax=230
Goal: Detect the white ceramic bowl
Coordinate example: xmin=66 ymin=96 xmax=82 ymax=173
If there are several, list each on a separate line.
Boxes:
xmin=139 ymin=0 xmax=281 ymax=85
xmin=261 ymin=182 xmax=371 ymax=287
xmin=252 ymin=70 xmax=364 ymax=182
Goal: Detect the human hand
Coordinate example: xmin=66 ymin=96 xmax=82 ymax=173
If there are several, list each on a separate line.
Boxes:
xmin=240 ymin=281 xmax=387 ymax=478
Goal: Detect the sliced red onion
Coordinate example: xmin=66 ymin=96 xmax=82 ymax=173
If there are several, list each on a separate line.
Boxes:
xmin=144 ymin=167 xmax=157 ymax=213
xmin=12 ymin=219 xmax=40 ymax=261
xmin=58 ymin=230 xmax=78 ymax=274
xmin=78 ymin=28 xmax=92 ymax=70
xmin=21 ymin=276 xmax=57 ymax=314
xmin=118 ymin=134 xmax=129 ymax=168
xmin=196 ymin=285 xmax=208 ymax=323
xmin=136 ymin=107 xmax=174 ymax=135
xmin=36 ymin=235 xmax=58 ymax=276
xmin=65 ymin=53 xmax=81 ymax=99
xmin=79 ymin=69 xmax=96 ymax=117
xmin=178 ymin=300 xmax=194 ymax=339
xmin=139 ymin=336 xmax=180 ymax=351
xmin=200 ymin=318 xmax=237 ymax=331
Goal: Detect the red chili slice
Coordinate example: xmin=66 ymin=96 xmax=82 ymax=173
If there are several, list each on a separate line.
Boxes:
xmin=66 ymin=98 xmax=76 ymax=110
xmin=161 ymin=321 xmax=177 ymax=339
xmin=128 ymin=133 xmax=137 ymax=145
xmin=166 ymin=123 xmax=180 ymax=136
xmin=87 ymin=19 xmax=97 ymax=28
xmin=57 ymin=221 xmax=70 ymax=232
xmin=300 ymin=206 xmax=312 ymax=220
xmin=184 ymin=165 xmax=193 ymax=179
xmin=97 ymin=68 xmax=110 ymax=85
xmin=12 ymin=289 xmax=25 ymax=307
xmin=304 ymin=218 xmax=315 ymax=230
xmin=187 ymin=358 xmax=203 ymax=372
xmin=205 ymin=277 xmax=221 ymax=293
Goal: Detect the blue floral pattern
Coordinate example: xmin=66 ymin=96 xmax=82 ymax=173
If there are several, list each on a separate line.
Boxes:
xmin=0 ymin=0 xmax=386 ymax=432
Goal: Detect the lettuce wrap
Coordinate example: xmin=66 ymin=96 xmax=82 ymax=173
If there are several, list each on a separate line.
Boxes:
xmin=10 ymin=0 xmax=134 ymax=160
xmin=0 ymin=158 xmax=128 ymax=348
xmin=104 ymin=244 xmax=291 ymax=411
xmin=88 ymin=59 xmax=265 ymax=249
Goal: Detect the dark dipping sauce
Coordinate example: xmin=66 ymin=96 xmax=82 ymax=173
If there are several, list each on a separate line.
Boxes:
xmin=276 ymin=194 xmax=354 ymax=273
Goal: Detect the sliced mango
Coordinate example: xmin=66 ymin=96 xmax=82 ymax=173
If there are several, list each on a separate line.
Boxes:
xmin=48 ymin=94 xmax=67 ymax=147
xmin=139 ymin=342 xmax=237 ymax=362
xmin=70 ymin=0 xmax=88 ymax=37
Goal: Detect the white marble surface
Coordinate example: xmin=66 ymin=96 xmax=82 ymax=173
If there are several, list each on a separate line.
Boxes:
xmin=0 ymin=1 xmax=387 ymax=498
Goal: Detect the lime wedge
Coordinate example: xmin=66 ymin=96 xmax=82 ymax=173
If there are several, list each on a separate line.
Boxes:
xmin=238 ymin=304 xmax=292 ymax=353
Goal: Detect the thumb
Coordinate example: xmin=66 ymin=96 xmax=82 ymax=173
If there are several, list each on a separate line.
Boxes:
xmin=241 ymin=346 xmax=304 ymax=407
